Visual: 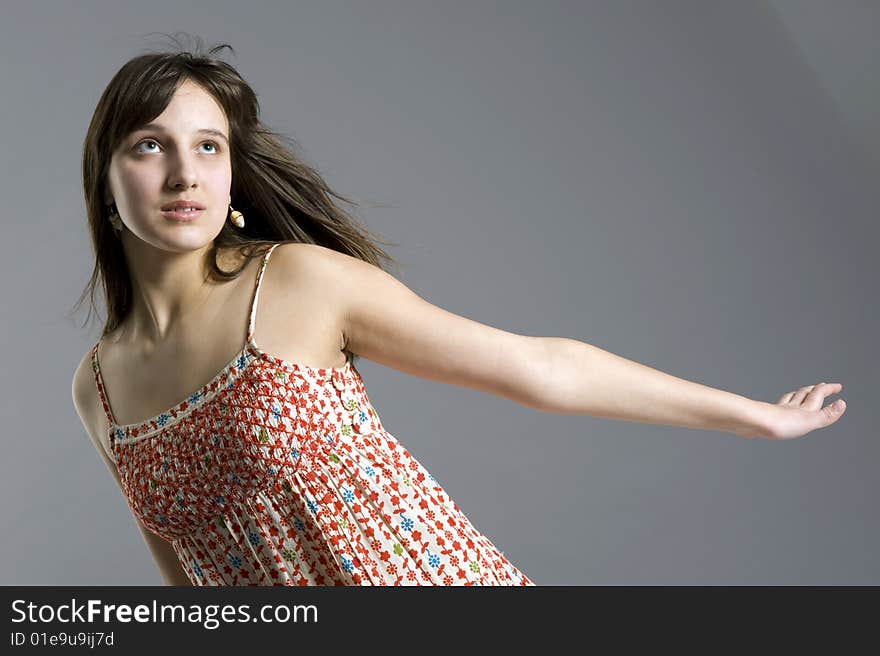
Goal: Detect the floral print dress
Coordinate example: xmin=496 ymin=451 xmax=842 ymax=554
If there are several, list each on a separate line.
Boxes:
xmin=91 ymin=243 xmax=534 ymax=586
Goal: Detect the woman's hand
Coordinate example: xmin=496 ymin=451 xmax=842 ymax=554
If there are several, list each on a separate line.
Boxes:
xmin=742 ymin=382 xmax=847 ymax=440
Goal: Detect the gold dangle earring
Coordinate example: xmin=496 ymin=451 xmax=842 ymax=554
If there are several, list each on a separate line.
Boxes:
xmin=228 ymin=204 xmax=245 ymax=228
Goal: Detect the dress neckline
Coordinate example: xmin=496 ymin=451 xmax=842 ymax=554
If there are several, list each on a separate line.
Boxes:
xmin=89 ymin=242 xmax=354 ymax=444
xmin=91 ymin=337 xmax=352 ymax=443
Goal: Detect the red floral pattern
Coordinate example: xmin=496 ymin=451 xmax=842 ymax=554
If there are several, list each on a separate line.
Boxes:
xmin=91 ymin=243 xmax=533 ymax=586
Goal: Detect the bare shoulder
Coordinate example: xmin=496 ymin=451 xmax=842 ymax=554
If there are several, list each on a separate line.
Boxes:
xmin=270 ymin=242 xmax=387 ymax=300
xmin=71 ymin=347 xmax=114 ymax=466
xmin=271 ymin=241 xmax=372 ymax=277
xmin=71 ymin=347 xmax=95 ymax=429
xmin=268 ymin=242 xmax=391 ymax=357
xmin=269 ymin=241 xmax=378 ymax=305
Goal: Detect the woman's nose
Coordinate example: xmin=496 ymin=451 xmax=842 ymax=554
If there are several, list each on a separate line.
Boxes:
xmin=166 ymin=157 xmax=199 ymax=189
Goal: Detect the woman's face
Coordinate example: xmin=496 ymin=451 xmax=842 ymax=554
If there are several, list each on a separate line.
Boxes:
xmin=105 ymin=79 xmax=232 ymax=252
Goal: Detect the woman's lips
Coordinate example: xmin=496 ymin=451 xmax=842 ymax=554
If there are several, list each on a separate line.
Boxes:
xmin=161 ymin=208 xmax=205 ymax=221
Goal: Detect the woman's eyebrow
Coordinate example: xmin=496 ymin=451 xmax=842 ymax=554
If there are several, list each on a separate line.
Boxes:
xmin=134 ymin=123 xmax=229 ymax=143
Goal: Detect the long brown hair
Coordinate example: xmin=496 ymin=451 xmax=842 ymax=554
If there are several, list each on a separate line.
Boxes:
xmin=72 ymin=34 xmax=402 ymax=368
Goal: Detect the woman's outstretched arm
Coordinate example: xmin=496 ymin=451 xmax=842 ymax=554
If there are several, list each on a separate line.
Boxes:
xmin=276 ymin=243 xmax=846 ymax=442
xmin=530 ymin=338 xmax=845 ymax=440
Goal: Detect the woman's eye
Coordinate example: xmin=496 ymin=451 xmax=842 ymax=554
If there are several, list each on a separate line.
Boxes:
xmin=134 ymin=140 xmax=220 ymax=154
xmin=135 ymin=140 xmax=159 ymax=153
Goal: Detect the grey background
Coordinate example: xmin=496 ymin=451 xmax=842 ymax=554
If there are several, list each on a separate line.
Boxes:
xmin=1 ymin=0 xmax=876 ymax=585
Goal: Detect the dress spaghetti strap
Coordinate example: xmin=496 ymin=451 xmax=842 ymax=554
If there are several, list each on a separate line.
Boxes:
xmin=91 ymin=242 xmax=282 ymax=437
xmin=90 ymin=341 xmax=116 ymax=433
xmin=247 ymin=243 xmax=281 ymax=347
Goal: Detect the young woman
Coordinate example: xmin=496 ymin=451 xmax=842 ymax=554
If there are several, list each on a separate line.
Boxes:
xmin=71 ymin=39 xmax=846 ymax=586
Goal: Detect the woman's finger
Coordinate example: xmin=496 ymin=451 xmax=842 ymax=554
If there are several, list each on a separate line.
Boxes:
xmin=792 ymin=382 xmax=826 ymax=405
xmin=790 ymin=384 xmax=817 ymax=405
xmin=803 ymin=383 xmax=832 ymax=410
xmin=820 ymin=398 xmax=847 ymax=427
xmin=776 ymin=382 xmax=842 ymax=407
xmin=812 ymin=382 xmax=844 ymax=408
